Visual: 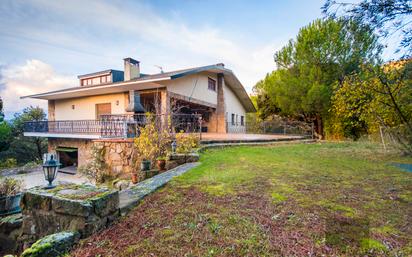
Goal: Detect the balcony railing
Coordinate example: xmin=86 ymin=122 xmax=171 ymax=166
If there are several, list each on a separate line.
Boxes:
xmin=24 ymin=114 xmax=202 ymax=139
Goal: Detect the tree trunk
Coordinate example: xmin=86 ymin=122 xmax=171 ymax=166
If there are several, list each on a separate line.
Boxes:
xmin=314 ymin=114 xmax=324 ymax=139
xmin=35 ymin=137 xmax=43 ymax=161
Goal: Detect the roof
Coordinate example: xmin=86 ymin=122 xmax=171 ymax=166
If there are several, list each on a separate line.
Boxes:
xmin=22 ymin=64 xmax=256 ymax=112
xmin=77 ymin=69 xmax=123 ymax=79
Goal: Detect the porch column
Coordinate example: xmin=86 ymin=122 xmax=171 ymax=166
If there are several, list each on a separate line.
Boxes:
xmin=160 ymin=90 xmax=170 ymax=115
xmin=48 ymin=100 xmax=55 ymax=121
xmin=216 ymin=73 xmax=227 ymax=133
xmin=160 ymin=90 xmax=170 ymax=130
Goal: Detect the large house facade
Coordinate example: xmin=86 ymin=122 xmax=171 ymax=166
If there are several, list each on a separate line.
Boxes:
xmin=22 ymin=58 xmax=255 ymax=171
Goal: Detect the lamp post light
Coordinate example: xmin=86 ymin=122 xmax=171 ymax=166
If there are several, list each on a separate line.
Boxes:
xmin=42 ymin=155 xmax=61 ymax=189
xmin=171 ymin=140 xmax=177 ymax=154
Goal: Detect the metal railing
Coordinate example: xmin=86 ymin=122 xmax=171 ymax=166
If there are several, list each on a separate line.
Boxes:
xmin=226 ymin=121 xmax=313 ymax=136
xmin=24 ymin=114 xmax=202 ymax=139
xmin=226 ymin=122 xmax=247 ymax=133
xmin=246 ymin=121 xmax=313 ymax=136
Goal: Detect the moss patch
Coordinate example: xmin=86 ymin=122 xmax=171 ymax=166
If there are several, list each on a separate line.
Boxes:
xmin=360 ymin=238 xmax=387 ymax=254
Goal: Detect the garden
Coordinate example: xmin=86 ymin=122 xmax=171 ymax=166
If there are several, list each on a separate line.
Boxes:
xmin=71 ymin=142 xmax=412 ymax=256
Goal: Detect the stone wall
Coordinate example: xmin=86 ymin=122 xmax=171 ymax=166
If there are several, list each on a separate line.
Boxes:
xmin=93 ymin=139 xmax=136 ymax=177
xmin=0 ymin=214 xmax=22 ymax=255
xmin=48 ymin=138 xmax=93 ymax=167
xmin=19 ymin=183 xmax=119 ymax=249
xmin=49 ymin=138 xmax=197 ymax=181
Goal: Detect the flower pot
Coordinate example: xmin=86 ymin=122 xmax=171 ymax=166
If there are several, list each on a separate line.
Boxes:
xmin=0 ymin=193 xmax=22 ymax=216
xmin=157 ymin=159 xmax=166 ymax=171
xmin=131 ymin=173 xmax=139 ymax=184
xmin=141 ymin=160 xmax=151 ymax=171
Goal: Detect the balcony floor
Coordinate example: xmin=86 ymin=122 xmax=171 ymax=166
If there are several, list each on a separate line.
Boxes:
xmin=200 ymin=133 xmax=308 ymax=144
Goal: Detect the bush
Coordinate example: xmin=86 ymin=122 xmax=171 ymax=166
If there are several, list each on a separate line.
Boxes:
xmin=175 ymin=132 xmax=199 ymax=154
xmin=78 ymin=144 xmax=113 ymax=184
xmin=134 ymin=113 xmax=171 ymax=163
xmin=0 ymin=158 xmax=17 ymax=169
xmin=0 ymin=177 xmax=23 ymax=197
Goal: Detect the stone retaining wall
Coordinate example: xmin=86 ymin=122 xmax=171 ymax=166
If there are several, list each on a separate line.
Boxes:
xmin=0 ymin=214 xmax=23 ymax=255
xmin=93 ymin=139 xmax=136 ymax=176
xmin=19 ymin=183 xmax=119 ymax=249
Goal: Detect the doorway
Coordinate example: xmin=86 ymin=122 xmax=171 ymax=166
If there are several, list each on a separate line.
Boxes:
xmin=56 ymin=147 xmax=78 ymax=174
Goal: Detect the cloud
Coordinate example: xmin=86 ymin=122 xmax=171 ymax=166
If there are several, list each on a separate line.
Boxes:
xmin=0 ymin=60 xmax=76 ymax=119
xmin=1 ymin=0 xmax=280 ymax=87
xmin=0 ymin=0 xmax=283 ymax=118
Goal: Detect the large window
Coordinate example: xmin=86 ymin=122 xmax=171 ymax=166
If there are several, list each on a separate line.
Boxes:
xmin=208 ymin=78 xmax=216 ymax=91
xmin=96 ymin=103 xmax=112 ymax=119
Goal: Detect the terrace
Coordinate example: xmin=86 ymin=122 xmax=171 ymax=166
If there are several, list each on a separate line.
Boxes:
xmin=23 ymin=114 xmax=313 ymax=142
xmin=23 ymin=114 xmax=202 ymax=140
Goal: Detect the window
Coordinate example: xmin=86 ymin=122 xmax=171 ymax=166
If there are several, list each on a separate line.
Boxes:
xmin=231 ymin=113 xmax=235 ymax=125
xmin=208 ymin=78 xmax=216 ymax=91
xmin=241 ymin=116 xmax=244 ymax=126
xmin=101 ymin=76 xmax=107 ymax=83
xmin=96 ymin=103 xmax=112 ymax=119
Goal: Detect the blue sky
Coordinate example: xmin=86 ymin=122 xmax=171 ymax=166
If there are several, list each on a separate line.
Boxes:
xmin=0 ymin=0 xmax=396 ymax=119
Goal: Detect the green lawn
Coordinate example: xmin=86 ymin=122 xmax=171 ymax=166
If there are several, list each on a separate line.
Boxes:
xmin=72 ymin=142 xmax=412 ymax=257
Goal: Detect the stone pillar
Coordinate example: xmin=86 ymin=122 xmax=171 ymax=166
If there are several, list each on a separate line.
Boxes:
xmin=160 ymin=90 xmax=170 ymax=130
xmin=48 ymin=100 xmax=55 ymax=121
xmin=216 ymin=73 xmax=227 ymax=133
xmin=160 ymin=90 xmax=170 ymax=115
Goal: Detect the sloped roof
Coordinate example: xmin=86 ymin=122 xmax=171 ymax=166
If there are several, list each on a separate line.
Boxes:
xmin=22 ymin=64 xmax=256 ymax=112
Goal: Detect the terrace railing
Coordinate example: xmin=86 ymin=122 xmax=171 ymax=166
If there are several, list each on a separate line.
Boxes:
xmin=24 ymin=114 xmax=202 ymax=139
xmin=227 ymin=121 xmax=313 ymax=136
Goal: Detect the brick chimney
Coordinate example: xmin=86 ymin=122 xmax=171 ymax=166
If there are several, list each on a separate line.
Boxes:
xmin=124 ymin=57 xmax=140 ymax=81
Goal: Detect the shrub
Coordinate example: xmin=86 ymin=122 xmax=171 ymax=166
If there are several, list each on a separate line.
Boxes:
xmin=175 ymin=132 xmax=199 ymax=154
xmin=0 ymin=177 xmax=23 ymax=197
xmin=134 ymin=113 xmax=172 ymax=163
xmin=0 ymin=158 xmax=17 ymax=169
xmin=78 ymin=144 xmax=112 ymax=184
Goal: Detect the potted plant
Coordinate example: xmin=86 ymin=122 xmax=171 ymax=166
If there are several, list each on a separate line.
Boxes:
xmin=134 ymin=114 xmax=160 ymax=172
xmin=156 ymin=156 xmax=166 ymax=171
xmin=140 ymin=159 xmax=151 ymax=171
xmin=131 ymin=172 xmax=139 ymax=184
xmin=0 ymin=177 xmax=23 ymax=216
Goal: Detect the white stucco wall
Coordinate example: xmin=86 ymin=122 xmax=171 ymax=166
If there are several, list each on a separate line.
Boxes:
xmin=54 ymin=93 xmax=127 ymax=120
xmin=224 ymin=82 xmax=246 ymax=132
xmin=162 ymin=73 xmax=218 ymax=105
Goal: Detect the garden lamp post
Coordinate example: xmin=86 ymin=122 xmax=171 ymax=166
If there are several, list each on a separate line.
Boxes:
xmin=42 ymin=155 xmax=61 ymax=189
xmin=171 ymin=140 xmax=177 ymax=153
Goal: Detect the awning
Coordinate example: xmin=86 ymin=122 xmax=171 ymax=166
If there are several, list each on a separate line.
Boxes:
xmin=56 ymin=147 xmax=78 ymax=152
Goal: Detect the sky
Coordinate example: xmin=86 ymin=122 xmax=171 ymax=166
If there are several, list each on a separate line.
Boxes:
xmin=0 ymin=0 xmax=397 ymax=119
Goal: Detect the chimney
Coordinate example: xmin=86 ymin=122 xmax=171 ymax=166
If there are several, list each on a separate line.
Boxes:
xmin=126 ymin=90 xmax=145 ymax=113
xmin=124 ymin=57 xmax=140 ymax=81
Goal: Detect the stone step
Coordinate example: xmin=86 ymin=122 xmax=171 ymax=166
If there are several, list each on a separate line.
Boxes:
xmin=119 ymin=162 xmax=200 ymax=215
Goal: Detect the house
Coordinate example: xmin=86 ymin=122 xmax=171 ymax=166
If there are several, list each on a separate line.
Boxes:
xmin=22 ymin=58 xmax=255 ymax=171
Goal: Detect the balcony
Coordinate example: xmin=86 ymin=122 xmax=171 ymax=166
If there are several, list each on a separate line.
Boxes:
xmin=23 ymin=114 xmax=202 ymax=139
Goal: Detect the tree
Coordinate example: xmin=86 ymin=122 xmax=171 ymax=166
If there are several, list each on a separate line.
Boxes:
xmin=0 ymin=97 xmax=4 ymax=122
xmin=323 ymin=0 xmax=412 ymax=57
xmin=12 ymin=106 xmax=47 ymax=161
xmin=0 ymin=122 xmax=12 ymax=152
xmin=255 ymin=18 xmax=382 ymax=137
xmin=0 ymin=97 xmax=12 ymax=152
xmin=332 ymin=59 xmax=412 ymax=153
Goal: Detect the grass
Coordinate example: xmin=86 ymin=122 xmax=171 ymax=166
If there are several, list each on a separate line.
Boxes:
xmin=71 ymin=142 xmax=412 ymax=256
